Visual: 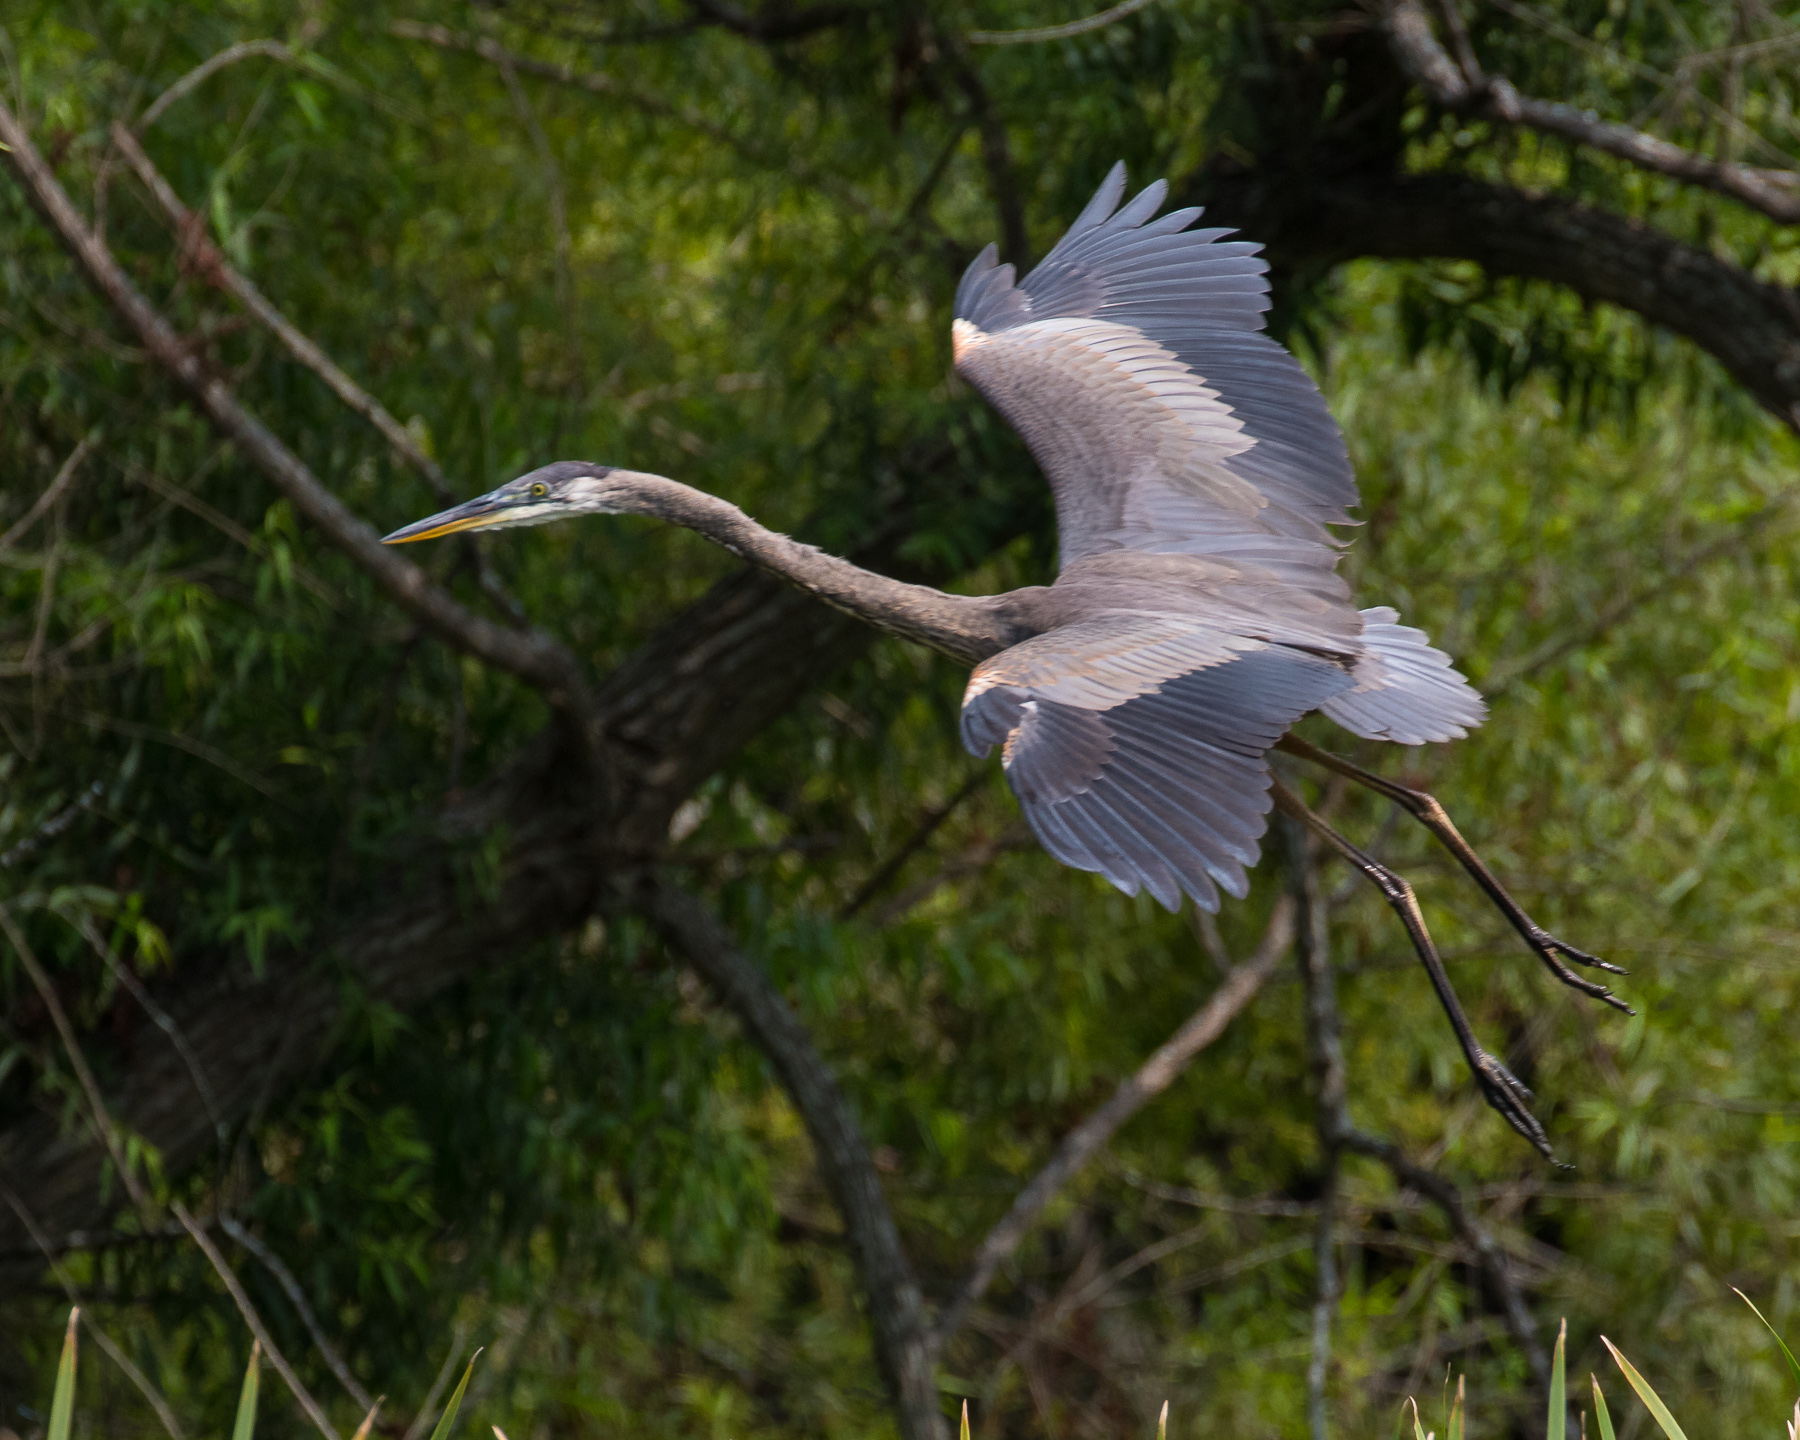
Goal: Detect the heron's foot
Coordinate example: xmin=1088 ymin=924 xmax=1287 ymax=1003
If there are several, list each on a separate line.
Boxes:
xmin=1525 ymin=926 xmax=1635 ymax=1013
xmin=1471 ymin=1047 xmax=1555 ymax=1161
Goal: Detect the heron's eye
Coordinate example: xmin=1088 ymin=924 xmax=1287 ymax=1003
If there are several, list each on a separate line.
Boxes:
xmin=530 ymin=482 xmax=549 ymax=498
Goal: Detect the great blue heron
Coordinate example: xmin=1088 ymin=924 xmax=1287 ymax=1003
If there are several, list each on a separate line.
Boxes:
xmin=385 ymin=164 xmax=1626 ymax=1156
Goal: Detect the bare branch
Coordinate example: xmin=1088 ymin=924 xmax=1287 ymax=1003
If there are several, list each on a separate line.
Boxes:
xmin=1286 ymin=820 xmax=1342 ymax=1440
xmin=969 ymin=0 xmax=1165 ymax=45
xmin=1382 ymin=0 xmax=1800 ymax=223
xmin=863 ymin=821 xmax=1033 ymax=927
xmin=0 ymin=98 xmax=596 ymax=729
xmin=105 ymin=122 xmax=529 ymax=625
xmin=134 ymin=40 xmax=295 ymax=133
xmin=219 ymin=1217 xmax=377 ymax=1412
xmin=1259 ymin=821 xmax=1554 ymax=1396
xmin=840 ymin=771 xmax=988 ymax=919
xmin=933 ymin=894 xmax=1295 ymax=1346
xmin=637 ymin=877 xmax=941 ymax=1440
xmin=0 ymin=437 xmax=91 ymax=553
xmin=172 ymin=1200 xmax=345 ymax=1440
xmin=71 ymin=912 xmax=226 ymax=1150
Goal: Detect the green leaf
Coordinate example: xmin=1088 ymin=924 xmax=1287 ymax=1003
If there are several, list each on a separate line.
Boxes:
xmin=1156 ymin=1400 xmax=1167 ymax=1440
xmin=1602 ymin=1337 xmax=1690 ymax=1440
xmin=1548 ymin=1318 xmax=1567 ymax=1440
xmin=1410 ymin=1396 xmax=1431 ymax=1440
xmin=1448 ymin=1374 xmax=1465 ymax=1440
xmin=48 ymin=1309 xmax=77 ymax=1440
xmin=426 ymin=1349 xmax=482 ymax=1440
xmin=232 ymin=1341 xmax=262 ymax=1440
xmin=1590 ymin=1375 xmax=1616 ymax=1440
xmin=1733 ymin=1287 xmax=1800 ymax=1395
xmin=960 ymin=1400 xmax=970 ymax=1440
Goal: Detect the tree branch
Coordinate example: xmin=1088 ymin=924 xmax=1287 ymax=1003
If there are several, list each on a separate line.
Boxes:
xmin=105 ymin=122 xmax=531 ymax=626
xmin=1224 ymin=166 xmax=1800 ymax=431
xmin=635 ymin=877 xmax=942 ymax=1440
xmin=932 ymin=894 xmax=1295 ymax=1347
xmin=1381 ymin=0 xmax=1800 ymax=223
xmin=1287 ymin=819 xmax=1342 ymax=1440
xmin=1261 ymin=815 xmax=1555 ymax=1397
xmin=0 ymin=98 xmax=595 ymax=727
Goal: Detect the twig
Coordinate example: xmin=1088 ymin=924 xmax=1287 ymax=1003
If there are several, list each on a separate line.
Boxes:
xmin=840 ymin=770 xmax=988 ymax=919
xmin=864 ymin=821 xmax=1034 ymax=926
xmin=172 ymin=1202 xmax=344 ymax=1440
xmin=105 ymin=122 xmax=528 ymax=626
xmin=969 ymin=0 xmax=1166 ymax=44
xmin=0 ymin=1175 xmax=188 ymax=1440
xmin=1265 ymin=791 xmax=1554 ymax=1387
xmin=639 ymin=877 xmax=941 ymax=1440
xmin=1382 ymin=0 xmax=1800 ymax=223
xmin=1286 ymin=818 xmax=1342 ymax=1440
xmin=0 ymin=98 xmax=594 ymax=731
xmin=134 ymin=40 xmax=295 ymax=132
xmin=70 ymin=912 xmax=227 ymax=1150
xmin=220 ymin=1216 xmax=378 ymax=1412
xmin=932 ymin=893 xmax=1296 ymax=1346
xmin=0 ymin=436 xmax=92 ymax=553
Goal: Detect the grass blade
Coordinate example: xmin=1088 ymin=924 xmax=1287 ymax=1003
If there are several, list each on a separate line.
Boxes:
xmin=1590 ymin=1375 xmax=1616 ymax=1440
xmin=49 ymin=1308 xmax=78 ymax=1440
xmin=1448 ymin=1373 xmax=1465 ymax=1440
xmin=1733 ymin=1287 xmax=1800 ymax=1394
xmin=960 ymin=1400 xmax=970 ymax=1440
xmin=351 ymin=1401 xmax=384 ymax=1440
xmin=1409 ymin=1395 xmax=1431 ymax=1440
xmin=426 ymin=1350 xmax=482 ymax=1440
xmin=233 ymin=1341 xmax=262 ymax=1440
xmin=1156 ymin=1400 xmax=1167 ymax=1440
xmin=1548 ymin=1319 xmax=1567 ymax=1440
xmin=1601 ymin=1337 xmax=1690 ymax=1440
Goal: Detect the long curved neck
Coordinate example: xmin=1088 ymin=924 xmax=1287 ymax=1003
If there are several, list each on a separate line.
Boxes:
xmin=615 ymin=474 xmax=1016 ymax=665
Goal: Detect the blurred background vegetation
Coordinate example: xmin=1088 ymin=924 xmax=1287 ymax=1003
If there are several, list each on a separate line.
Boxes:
xmin=3 ymin=1 xmax=1800 ymax=1438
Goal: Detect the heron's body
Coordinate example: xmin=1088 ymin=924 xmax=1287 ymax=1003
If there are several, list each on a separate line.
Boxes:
xmin=386 ymin=165 xmax=1619 ymax=1153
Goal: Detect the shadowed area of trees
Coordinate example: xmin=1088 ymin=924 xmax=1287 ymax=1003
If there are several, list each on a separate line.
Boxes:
xmin=3 ymin=2 xmax=1800 ymax=1438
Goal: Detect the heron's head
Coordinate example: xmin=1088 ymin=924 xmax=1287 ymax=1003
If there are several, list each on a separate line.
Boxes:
xmin=381 ymin=460 xmax=651 ymax=544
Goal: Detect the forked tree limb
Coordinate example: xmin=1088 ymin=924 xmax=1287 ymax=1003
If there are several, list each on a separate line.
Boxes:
xmin=1381 ymin=0 xmax=1800 ymax=223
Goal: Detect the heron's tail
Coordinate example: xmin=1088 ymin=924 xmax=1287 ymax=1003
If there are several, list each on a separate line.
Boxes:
xmin=1319 ymin=607 xmax=1487 ymax=745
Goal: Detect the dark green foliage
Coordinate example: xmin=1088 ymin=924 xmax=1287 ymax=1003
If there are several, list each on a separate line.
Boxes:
xmin=5 ymin=2 xmax=1800 ymax=1439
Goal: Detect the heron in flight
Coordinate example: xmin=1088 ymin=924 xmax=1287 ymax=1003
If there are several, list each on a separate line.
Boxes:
xmin=385 ymin=165 xmax=1627 ymax=1156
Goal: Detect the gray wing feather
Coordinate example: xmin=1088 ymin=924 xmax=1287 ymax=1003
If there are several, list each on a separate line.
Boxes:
xmin=953 ymin=165 xmax=1357 ymax=593
xmin=1319 ymin=607 xmax=1488 ymax=745
xmin=962 ymin=634 xmax=1353 ymax=911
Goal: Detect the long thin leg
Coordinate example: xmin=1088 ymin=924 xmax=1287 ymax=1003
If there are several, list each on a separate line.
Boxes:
xmin=1276 ymin=734 xmax=1632 ymax=1015
xmin=1270 ymin=776 xmax=1555 ymax=1160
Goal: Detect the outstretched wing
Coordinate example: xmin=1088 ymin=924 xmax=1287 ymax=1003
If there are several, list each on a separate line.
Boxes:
xmin=953 ymin=163 xmax=1357 ymax=600
xmin=961 ymin=614 xmax=1353 ymax=911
